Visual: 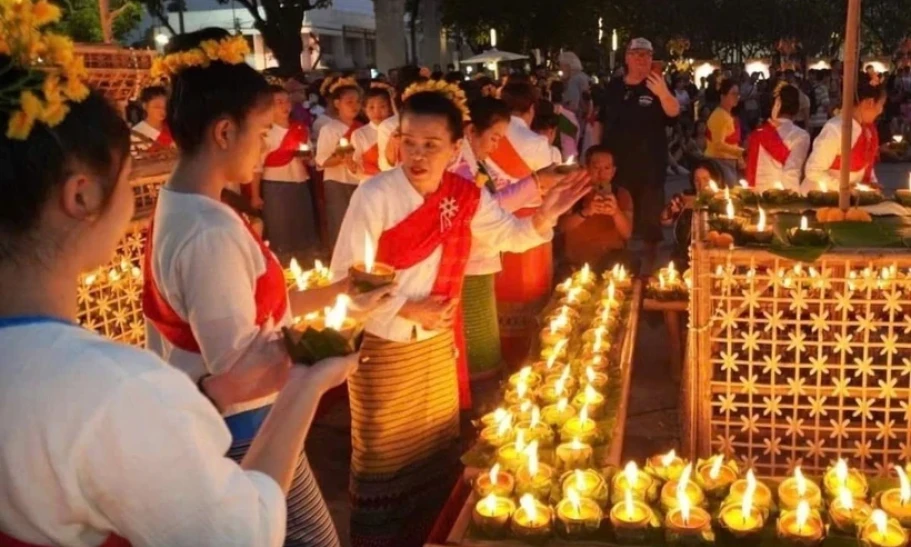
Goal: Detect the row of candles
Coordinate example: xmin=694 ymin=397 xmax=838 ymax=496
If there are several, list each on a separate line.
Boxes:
xmin=647 ymin=261 xmax=692 ymax=300
xmin=472 ymin=451 xmax=911 ymax=546
xmin=711 ymin=262 xmax=911 ymax=295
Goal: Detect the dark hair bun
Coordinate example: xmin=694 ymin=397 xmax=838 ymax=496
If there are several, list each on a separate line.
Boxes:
xmin=165 ymin=28 xmax=270 ymax=155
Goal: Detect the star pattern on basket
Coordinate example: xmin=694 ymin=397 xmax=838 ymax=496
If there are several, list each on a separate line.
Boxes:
xmin=884 ymin=289 xmax=903 ymax=314
xmin=720 ymin=350 xmax=740 ymax=372
xmin=762 ymin=395 xmax=783 ymax=417
xmin=787 ymin=376 xmax=807 ymax=397
xmin=810 ymin=311 xmax=830 ymax=333
xmin=740 ymin=374 xmax=760 ymax=395
xmin=785 ymin=416 xmax=804 ymax=438
xmin=852 ymin=356 xmax=875 ymax=378
xmin=808 ymin=395 xmax=828 ymax=418
xmin=834 ymin=291 xmax=855 ymax=313
xmin=809 ymin=354 xmax=829 ymax=376
xmin=806 ymin=438 xmax=826 ymax=458
xmin=741 ymin=287 xmax=761 ymax=309
xmin=763 ymin=354 xmax=783 ymax=376
xmin=831 ymin=376 xmax=852 ymax=397
xmin=740 ymin=413 xmax=760 ymax=434
xmin=900 ymin=442 xmax=911 ymax=461
xmin=854 ymin=439 xmax=874 ymax=460
xmin=787 ymin=331 xmax=807 ymax=353
xmin=763 ymin=436 xmax=783 ymax=456
xmin=789 ymin=289 xmax=809 ymax=312
xmin=875 ymin=419 xmax=896 ymax=441
xmin=740 ymin=331 xmax=761 ymax=352
xmin=856 ymin=313 xmax=879 ymax=334
xmin=901 ymin=358 xmax=911 ymax=377
xmin=718 ymin=307 xmax=740 ymax=330
xmin=852 ymin=397 xmax=875 ymax=420
xmin=763 ymin=310 xmax=785 ymax=332
xmin=834 ymin=333 xmax=855 ymax=355
xmin=830 ymin=418 xmax=851 ymax=439
xmin=718 ymin=393 xmax=738 ymax=414
xmin=877 ymin=378 xmax=898 ymax=399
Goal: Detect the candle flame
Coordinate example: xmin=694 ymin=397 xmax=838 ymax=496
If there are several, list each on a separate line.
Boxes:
xmin=550 ymin=339 xmax=567 ymax=362
xmin=339 ymin=137 xmax=350 ymax=148
xmin=557 ymin=397 xmax=568 ymax=412
xmin=559 ymin=278 xmax=573 ymax=292
xmin=565 ymin=155 xmax=576 ymax=166
xmin=739 ymin=179 xmax=748 ymax=188
xmin=579 ymin=404 xmax=589 ymax=423
xmin=580 ymin=263 xmax=591 ymax=281
xmin=795 ymin=467 xmax=807 ymax=496
xmin=607 ymin=280 xmax=616 ymax=302
xmin=895 ymin=465 xmax=910 ymax=502
xmin=796 ymin=500 xmax=810 ymax=530
xmin=857 ymin=183 xmax=873 ymax=192
xmin=895 ymin=135 xmax=905 ymax=144
xmin=567 ymin=487 xmax=582 ymax=515
xmin=489 ymin=464 xmax=500 ymax=484
xmin=742 ymin=470 xmax=756 ymax=516
xmin=526 ymin=441 xmax=539 ymax=475
xmin=838 ymin=486 xmax=853 ymax=510
xmin=289 ymin=258 xmax=307 ymax=291
xmin=800 ymin=216 xmax=808 ymax=231
xmin=708 ymin=179 xmax=719 ymax=192
xmin=483 ymin=493 xmax=497 ymax=514
xmin=661 ymin=450 xmax=676 ymax=467
xmin=679 ymin=492 xmax=691 ymax=523
xmin=324 ymin=295 xmax=350 ymax=331
xmin=624 ymin=461 xmax=638 ymax=487
xmin=530 ymin=406 xmax=541 ymax=428
xmin=574 ymin=469 xmax=585 ymax=490
xmin=571 ymin=437 xmax=582 ymax=449
xmin=520 ymin=400 xmax=532 ymax=413
xmin=515 ymin=429 xmax=526 ymax=453
xmin=724 ymin=187 xmax=731 ymax=201
xmin=555 ymin=377 xmax=566 ymax=396
xmin=659 ymin=273 xmax=667 ymax=290
xmin=586 ymin=366 xmax=596 ymax=383
xmin=520 ymin=494 xmax=537 ymax=520
xmin=559 ymin=365 xmax=571 ymax=384
xmin=516 ymin=381 xmax=528 ymax=399
xmin=496 ymin=414 xmax=512 ymax=436
xmin=835 ymin=459 xmax=848 ymax=486
xmin=677 ymin=463 xmax=693 ymax=501
xmin=518 ymin=366 xmax=531 ymax=383
xmin=593 ymin=329 xmax=603 ymax=354
xmin=624 ymin=488 xmax=634 ymax=519
xmin=584 ymin=384 xmax=598 ymax=404
xmin=725 ymin=199 xmax=734 ymax=220
xmin=364 ymin=233 xmax=375 ymax=273
xmin=84 ymin=273 xmax=96 ymax=286
xmin=709 ymin=455 xmax=723 ymax=480
xmin=757 ymin=208 xmax=767 ymax=231
xmin=872 ymin=509 xmax=888 ymax=536
xmin=775 ymin=181 xmax=784 ymax=191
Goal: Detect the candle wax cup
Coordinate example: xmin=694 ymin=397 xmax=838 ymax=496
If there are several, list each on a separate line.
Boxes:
xmin=666 ymin=505 xmax=710 ymax=534
xmin=556 ymin=497 xmax=603 ymax=538
xmin=660 ymin=480 xmax=706 ymax=512
xmin=879 ymin=489 xmax=911 ymax=525
xmin=582 ymin=372 xmax=609 ymax=391
xmin=822 ymin=467 xmax=868 ymax=499
xmin=561 ymin=469 xmax=607 ymax=502
xmin=514 ymin=422 xmax=554 ymax=447
xmin=508 ymin=403 xmax=535 ymax=423
xmin=508 ymin=370 xmax=542 ymax=390
xmin=532 ymin=359 xmax=567 ymax=376
xmin=472 ymin=496 xmax=516 ymax=539
xmin=696 ymin=463 xmax=737 ymax=498
xmin=479 ymin=425 xmax=513 ymax=449
xmin=516 ymin=464 xmax=555 ymax=500
xmin=474 ymin=470 xmax=515 ymax=498
xmin=510 ymin=504 xmax=553 ymax=541
xmin=860 ymin=518 xmax=909 ymax=547
xmin=538 ymin=382 xmax=576 ymax=407
xmin=348 ymin=262 xmax=395 ymax=292
xmin=560 ymin=416 xmax=598 ymax=445
xmin=741 ymin=225 xmax=774 ymax=244
xmin=609 ymin=499 xmax=653 ymax=545
xmin=555 ymin=440 xmax=592 ymax=471
xmin=544 ymin=372 xmax=578 ymax=392
xmin=541 ymin=402 xmax=577 ymax=429
xmin=540 ymin=326 xmax=572 ymax=348
xmin=728 ymin=477 xmax=773 ymax=509
xmin=571 ymin=390 xmax=605 ymax=419
xmin=646 ymin=455 xmax=686 ymax=482
xmin=496 ymin=442 xmax=531 ymax=473
xmin=776 ymin=508 xmax=824 ymax=544
xmin=827 ymin=498 xmax=871 ymax=536
xmin=719 ymin=505 xmax=764 ymax=534
xmin=777 ymin=476 xmax=823 ymax=511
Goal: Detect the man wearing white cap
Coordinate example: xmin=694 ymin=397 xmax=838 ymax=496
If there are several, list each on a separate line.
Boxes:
xmin=600 ymin=37 xmax=680 ymax=268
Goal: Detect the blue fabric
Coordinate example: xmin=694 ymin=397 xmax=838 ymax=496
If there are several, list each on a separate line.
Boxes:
xmin=0 ymin=315 xmax=75 ymax=329
xmin=224 ymin=404 xmax=273 ymax=442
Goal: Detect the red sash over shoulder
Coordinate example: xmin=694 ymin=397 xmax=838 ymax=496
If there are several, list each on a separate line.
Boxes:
xmin=829 ymin=123 xmax=879 ymax=183
xmin=0 ymin=530 xmax=130 ymax=547
xmin=488 ymin=137 xmax=534 ymax=181
xmin=155 ymin=125 xmax=173 ymax=148
xmin=375 ymin=172 xmax=482 ymax=408
xmin=263 ymin=122 xmax=309 ymax=168
xmin=745 ymin=121 xmax=791 ymax=187
xmin=345 ymin=121 xmax=364 ymax=140
xmin=141 ymin=211 xmax=288 ymax=353
xmin=362 ymin=144 xmax=380 ymax=176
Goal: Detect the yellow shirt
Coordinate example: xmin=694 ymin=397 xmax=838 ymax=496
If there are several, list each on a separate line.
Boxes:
xmin=705 ymin=107 xmax=743 ymax=160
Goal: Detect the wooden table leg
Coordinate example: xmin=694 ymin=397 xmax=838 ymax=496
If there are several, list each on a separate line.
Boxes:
xmin=664 ymin=310 xmax=682 ymax=382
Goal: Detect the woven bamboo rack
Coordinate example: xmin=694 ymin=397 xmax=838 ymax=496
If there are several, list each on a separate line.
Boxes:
xmin=74 ymin=44 xmax=157 ymax=104
xmin=686 ymin=211 xmax=911 ymax=479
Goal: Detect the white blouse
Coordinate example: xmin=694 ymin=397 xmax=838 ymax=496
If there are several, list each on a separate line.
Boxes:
xmin=256 ymin=124 xmax=310 ymax=183
xmin=329 ymin=167 xmax=551 ymax=342
xmin=376 ymin=114 xmax=400 ymax=171
xmin=0 ymin=321 xmax=285 ymax=547
xmin=316 ymin=118 xmax=359 ymax=184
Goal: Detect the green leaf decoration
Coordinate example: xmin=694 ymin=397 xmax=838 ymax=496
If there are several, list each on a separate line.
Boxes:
xmin=282 ymin=325 xmax=363 ymax=366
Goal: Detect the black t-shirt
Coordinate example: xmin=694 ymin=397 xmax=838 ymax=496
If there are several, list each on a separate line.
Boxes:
xmin=600 ymin=78 xmax=677 ymax=186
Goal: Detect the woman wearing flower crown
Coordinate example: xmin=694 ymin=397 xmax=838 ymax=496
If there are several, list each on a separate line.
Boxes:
xmin=348 ymin=84 xmax=394 ymax=180
xmin=143 ymin=28 xmax=394 ymax=547
xmin=0 ymin=15 xmax=356 ymax=547
xmin=329 ymin=82 xmax=590 ymax=547
xmin=315 ymin=76 xmax=363 ymax=248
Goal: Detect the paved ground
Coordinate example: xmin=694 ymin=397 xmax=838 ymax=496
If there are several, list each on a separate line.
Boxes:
xmin=305 ymin=162 xmax=911 ymax=546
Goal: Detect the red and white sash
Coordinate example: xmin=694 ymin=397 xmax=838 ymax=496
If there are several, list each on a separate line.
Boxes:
xmin=375 ymin=172 xmax=482 ymax=408
xmin=488 ymin=137 xmax=534 ymax=181
xmin=154 ymin=125 xmax=173 ymax=148
xmin=829 ymin=123 xmax=879 ymax=183
xmin=0 ymin=530 xmax=130 ymax=547
xmin=142 ymin=214 xmax=288 ymax=353
xmin=361 ymin=144 xmax=380 ymax=176
xmin=745 ymin=121 xmax=791 ymax=187
xmin=263 ymin=122 xmax=309 ymax=168
xmin=344 ymin=121 xmax=364 ymax=141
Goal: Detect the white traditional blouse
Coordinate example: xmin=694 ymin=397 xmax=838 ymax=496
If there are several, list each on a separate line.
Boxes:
xmin=256 ymin=123 xmax=311 ymax=183
xmin=316 ymin=118 xmax=359 ymax=184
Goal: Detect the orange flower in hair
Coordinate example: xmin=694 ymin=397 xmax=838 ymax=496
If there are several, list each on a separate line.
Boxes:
xmin=401 ymin=80 xmax=471 ymax=121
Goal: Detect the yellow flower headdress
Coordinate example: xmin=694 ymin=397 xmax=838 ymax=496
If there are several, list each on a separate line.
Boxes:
xmin=319 ymin=75 xmax=339 ymax=98
xmin=327 ymin=76 xmax=359 ymax=96
xmin=401 ymin=80 xmax=471 ymax=122
xmin=1 ymin=0 xmax=90 ymax=140
xmin=370 ymin=81 xmax=395 ymax=94
xmin=151 ymin=34 xmax=250 ymax=79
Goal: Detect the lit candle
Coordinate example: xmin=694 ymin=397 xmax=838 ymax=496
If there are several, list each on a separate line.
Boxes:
xmin=555 ymin=154 xmax=579 ymax=174
xmin=572 ymin=384 xmax=605 ymax=419
xmin=878 ymin=465 xmax=911 ymax=527
xmin=514 ymin=407 xmax=554 ymax=448
xmin=298 ymin=142 xmax=311 ymax=153
xmin=349 ymin=233 xmax=395 ymax=291
xmin=508 ymin=366 xmax=542 ymax=391
xmin=540 ymin=336 xmax=569 ymax=362
xmin=775 ymin=500 xmax=824 ymax=545
xmin=510 ymin=494 xmax=553 ymax=541
xmin=660 ymin=463 xmax=706 ymax=513
xmin=556 ymin=487 xmax=603 ymax=539
xmin=292 ymin=295 xmax=356 ymax=334
xmin=537 ymin=374 xmax=574 ymax=407
xmin=860 ymin=509 xmax=909 ymax=547
xmin=573 ymin=263 xmax=595 ymax=288
xmin=823 ymin=458 xmax=869 ymax=501
xmin=895 ymin=135 xmax=905 ymax=144
xmin=777 ymin=466 xmax=822 ymax=511
xmin=555 ymin=436 xmax=592 ymax=472
xmin=560 ymin=404 xmax=599 ymax=446
xmin=609 ymin=488 xmax=654 ymax=544
xmin=582 ymin=365 xmax=608 ymax=391
xmin=496 ymin=430 xmax=529 ymax=473
xmin=610 ymin=461 xmax=656 ymax=504
xmin=742 ymin=207 xmax=773 ymax=244
xmin=727 ymin=470 xmax=773 ymax=512
xmin=717 ymin=474 xmax=765 ymax=541
xmin=664 ymin=491 xmax=712 ymax=544
xmin=508 ymin=399 xmax=535 ymax=423
xmin=541 ymin=313 xmax=574 ymax=347
xmin=561 ymin=468 xmax=608 ymax=506
xmin=829 ymin=486 xmax=872 ymax=536
xmin=609 ymin=264 xmax=631 ymax=289
xmin=695 ymin=455 xmax=738 ymax=500
xmin=337 ymin=137 xmax=352 ymax=150
xmin=479 ymin=413 xmax=514 ymax=449
xmin=479 ymin=407 xmax=509 ymax=429
xmin=542 ymin=397 xmax=576 ymax=429
xmin=472 ymin=493 xmax=515 ymax=538
xmin=474 ymin=463 xmax=515 ymax=498
xmin=646 ymin=449 xmax=687 ymax=482
xmin=725 ymin=199 xmax=735 ymax=220
xmin=515 ymin=443 xmax=554 ymax=500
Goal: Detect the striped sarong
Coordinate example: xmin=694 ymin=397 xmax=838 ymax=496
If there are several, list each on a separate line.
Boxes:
xmin=461 ymin=274 xmax=502 ymax=379
xmin=349 ymin=331 xmax=461 ymax=547
xmin=226 ymin=408 xmax=340 ymax=547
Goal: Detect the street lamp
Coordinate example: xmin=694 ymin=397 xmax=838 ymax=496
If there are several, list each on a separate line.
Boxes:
xmin=155 ymin=32 xmax=170 ymax=46
xmin=611 ymin=29 xmax=618 ymax=52
xmin=490 ymin=28 xmax=497 ymax=49
xmin=598 ymin=17 xmax=603 ymax=43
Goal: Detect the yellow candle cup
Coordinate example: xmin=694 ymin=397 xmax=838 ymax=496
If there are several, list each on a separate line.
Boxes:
xmin=541 ymin=400 xmax=577 ymax=429
xmin=555 ymin=438 xmax=593 ymax=472
xmin=776 ymin=503 xmax=825 ymax=546
xmin=664 ymin=504 xmax=712 ymax=544
xmin=560 ymin=414 xmax=599 ymax=446
xmin=531 ymin=358 xmax=567 ymax=377
xmin=777 ymin=468 xmax=822 ymax=511
xmin=727 ymin=475 xmax=773 ymax=512
xmin=823 ymin=459 xmax=869 ymax=501
xmin=581 ymin=371 xmax=609 ymax=391
xmin=479 ymin=424 xmax=514 ymax=450
xmin=828 ymin=491 xmax=871 ymax=537
xmin=538 ymin=380 xmax=576 ymax=407
xmin=473 ymin=465 xmax=515 ymax=499
xmin=717 ymin=503 xmax=765 ymax=543
xmin=510 ymin=495 xmax=553 ymax=542
xmin=877 ymin=489 xmax=911 ymax=528
xmin=508 ymin=402 xmax=536 ymax=423
xmin=556 ymin=490 xmax=603 ymax=539
xmin=695 ymin=456 xmax=739 ymax=500
xmin=860 ymin=510 xmax=909 ymax=547
xmin=508 ymin=367 xmax=542 ymax=391
xmin=540 ymin=326 xmax=572 ymax=348
xmin=561 ymin=469 xmax=609 ymax=507
xmin=479 ymin=408 xmax=511 ymax=429
xmin=571 ymin=385 xmax=606 ymax=420
xmin=660 ymin=479 xmax=706 ymax=513
xmin=516 ymin=462 xmax=555 ymax=501
xmin=609 ymin=493 xmax=654 ymax=545
xmin=645 ymin=450 xmax=687 ymax=482
xmin=496 ymin=441 xmax=530 ymax=474
xmin=472 ymin=494 xmax=515 ymax=539
xmin=610 ymin=462 xmax=657 ymax=504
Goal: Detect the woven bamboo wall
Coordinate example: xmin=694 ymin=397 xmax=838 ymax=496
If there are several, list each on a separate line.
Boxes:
xmin=76 ymin=157 xmax=172 ymax=345
xmin=75 ymin=44 xmax=157 ymax=104
xmin=687 ymin=242 xmax=911 ymax=479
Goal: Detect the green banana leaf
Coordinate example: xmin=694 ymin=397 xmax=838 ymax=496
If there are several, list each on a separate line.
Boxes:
xmin=282 ymin=325 xmax=363 ymax=366
xmin=826 ymin=221 xmax=904 ymax=248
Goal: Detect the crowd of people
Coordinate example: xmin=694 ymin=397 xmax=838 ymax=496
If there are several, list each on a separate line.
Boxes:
xmin=0 ymin=6 xmax=898 ymax=546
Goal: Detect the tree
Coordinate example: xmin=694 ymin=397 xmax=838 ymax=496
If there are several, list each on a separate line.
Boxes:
xmin=56 ymin=0 xmax=142 ymax=43
xmin=373 ymin=0 xmax=408 ymax=71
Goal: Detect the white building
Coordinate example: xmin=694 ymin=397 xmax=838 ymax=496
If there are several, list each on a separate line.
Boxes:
xmin=140 ymin=0 xmax=377 ymax=71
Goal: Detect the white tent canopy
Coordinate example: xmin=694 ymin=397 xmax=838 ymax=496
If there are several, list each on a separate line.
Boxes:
xmin=461 ymin=48 xmax=529 ymax=64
